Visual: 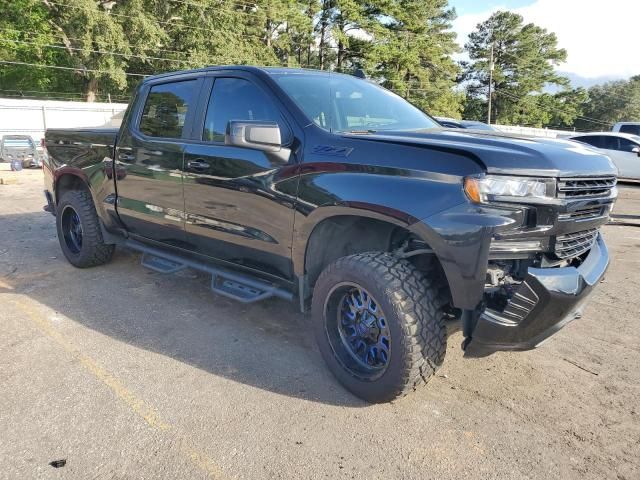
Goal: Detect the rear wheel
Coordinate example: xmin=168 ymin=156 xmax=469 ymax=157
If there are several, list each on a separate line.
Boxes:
xmin=312 ymin=252 xmax=448 ymax=403
xmin=56 ymin=190 xmax=114 ymax=268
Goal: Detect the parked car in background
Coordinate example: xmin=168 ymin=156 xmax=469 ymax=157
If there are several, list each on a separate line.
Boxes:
xmin=613 ymin=122 xmax=640 ymax=136
xmin=435 ymin=117 xmax=498 ymax=131
xmin=567 ymin=132 xmax=640 ymax=180
xmin=0 ymin=135 xmax=41 ymax=168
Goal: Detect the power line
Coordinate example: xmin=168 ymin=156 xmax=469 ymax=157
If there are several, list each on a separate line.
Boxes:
xmin=0 ymin=93 xmax=120 ymax=101
xmin=0 ymin=88 xmax=84 ymax=96
xmin=168 ymin=0 xmax=271 ymax=18
xmin=44 ymin=0 xmax=267 ymax=40
xmin=0 ymin=37 xmax=195 ymax=66
xmin=0 ymin=60 xmax=147 ymax=77
xmin=0 ymin=103 xmax=127 ymax=111
xmin=0 ymin=89 xmax=130 ymax=102
xmin=495 ymin=90 xmax=613 ymax=128
xmin=469 ymin=46 xmax=640 ymax=105
xmin=0 ymin=27 xmax=198 ymax=58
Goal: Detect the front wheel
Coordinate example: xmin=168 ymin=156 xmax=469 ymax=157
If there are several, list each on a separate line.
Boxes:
xmin=312 ymin=252 xmax=448 ymax=403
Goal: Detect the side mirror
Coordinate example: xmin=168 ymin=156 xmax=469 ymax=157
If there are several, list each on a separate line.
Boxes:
xmin=225 ymin=121 xmax=290 ymax=163
xmin=632 ymin=146 xmax=640 ymax=156
xmin=226 ymin=121 xmax=282 ymax=151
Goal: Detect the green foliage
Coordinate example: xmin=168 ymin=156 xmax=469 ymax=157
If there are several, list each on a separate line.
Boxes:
xmin=577 ymin=76 xmax=640 ymax=130
xmin=0 ymin=0 xmax=79 ymax=95
xmin=371 ymin=0 xmax=463 ymax=117
xmin=0 ymin=0 xmax=462 ymax=115
xmin=463 ymin=10 xmax=570 ymax=126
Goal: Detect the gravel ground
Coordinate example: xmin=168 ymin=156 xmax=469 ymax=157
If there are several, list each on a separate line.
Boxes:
xmin=1 ymin=165 xmax=639 ymax=480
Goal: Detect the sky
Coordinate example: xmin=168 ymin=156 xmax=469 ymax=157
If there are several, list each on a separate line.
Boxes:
xmin=449 ymin=0 xmax=640 ymax=86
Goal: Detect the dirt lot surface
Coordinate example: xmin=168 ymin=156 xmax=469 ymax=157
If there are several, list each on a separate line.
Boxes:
xmin=1 ymin=165 xmax=639 ymax=480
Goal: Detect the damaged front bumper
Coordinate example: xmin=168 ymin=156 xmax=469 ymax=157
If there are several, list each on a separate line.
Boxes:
xmin=468 ymin=232 xmax=609 ymax=353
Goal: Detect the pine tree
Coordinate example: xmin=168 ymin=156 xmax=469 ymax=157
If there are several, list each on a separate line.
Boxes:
xmin=463 ymin=10 xmax=568 ymax=125
xmin=371 ymin=0 xmax=463 ymax=117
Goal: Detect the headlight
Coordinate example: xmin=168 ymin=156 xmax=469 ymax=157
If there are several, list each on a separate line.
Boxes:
xmin=464 ymin=175 xmax=555 ymax=203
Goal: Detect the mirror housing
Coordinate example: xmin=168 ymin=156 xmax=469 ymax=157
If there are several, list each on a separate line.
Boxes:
xmin=632 ymin=146 xmax=640 ymax=156
xmin=226 ymin=121 xmax=282 ymax=151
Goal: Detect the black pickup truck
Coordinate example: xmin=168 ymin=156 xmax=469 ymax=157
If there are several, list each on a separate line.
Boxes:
xmin=44 ymin=66 xmax=617 ymax=402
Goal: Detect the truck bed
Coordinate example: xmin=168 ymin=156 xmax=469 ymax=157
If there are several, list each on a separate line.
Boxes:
xmin=45 ymin=127 xmax=119 ymax=170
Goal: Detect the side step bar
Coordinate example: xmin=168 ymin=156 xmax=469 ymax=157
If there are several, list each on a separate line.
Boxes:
xmin=125 ymin=240 xmax=294 ymax=304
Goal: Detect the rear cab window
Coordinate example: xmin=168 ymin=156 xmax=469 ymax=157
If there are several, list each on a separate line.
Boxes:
xmin=139 ymin=80 xmax=198 ymax=138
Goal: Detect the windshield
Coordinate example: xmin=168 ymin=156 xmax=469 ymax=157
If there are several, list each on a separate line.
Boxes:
xmin=271 ymin=72 xmax=439 ymax=133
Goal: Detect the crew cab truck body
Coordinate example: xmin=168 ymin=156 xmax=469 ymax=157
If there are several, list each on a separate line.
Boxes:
xmin=43 ymin=67 xmax=617 ymax=402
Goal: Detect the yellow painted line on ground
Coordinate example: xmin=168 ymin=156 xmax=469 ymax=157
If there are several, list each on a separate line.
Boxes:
xmin=9 ymin=295 xmax=226 ymax=480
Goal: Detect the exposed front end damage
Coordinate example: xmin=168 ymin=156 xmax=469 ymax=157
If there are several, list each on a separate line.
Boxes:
xmin=411 ymin=175 xmax=617 ymax=354
xmin=471 ymin=233 xmax=608 ymax=353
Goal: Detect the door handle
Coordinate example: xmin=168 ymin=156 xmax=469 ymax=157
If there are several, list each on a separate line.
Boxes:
xmin=187 ymin=159 xmax=210 ymax=171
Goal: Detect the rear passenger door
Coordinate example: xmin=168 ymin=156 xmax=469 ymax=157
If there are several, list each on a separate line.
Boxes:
xmin=181 ymin=73 xmax=300 ymax=280
xmin=115 ymin=76 xmax=202 ymax=246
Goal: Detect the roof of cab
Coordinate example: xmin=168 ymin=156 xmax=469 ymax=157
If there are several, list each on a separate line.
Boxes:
xmin=142 ymin=65 xmax=340 ymax=83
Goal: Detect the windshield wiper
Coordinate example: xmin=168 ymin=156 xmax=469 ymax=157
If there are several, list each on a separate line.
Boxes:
xmin=343 ymin=129 xmax=377 ymax=134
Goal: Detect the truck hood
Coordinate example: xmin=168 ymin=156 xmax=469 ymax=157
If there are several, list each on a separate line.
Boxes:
xmin=351 ymin=129 xmax=618 ymax=178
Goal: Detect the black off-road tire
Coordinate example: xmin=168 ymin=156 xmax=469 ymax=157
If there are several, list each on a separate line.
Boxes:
xmin=56 ymin=190 xmax=115 ymax=268
xmin=312 ymin=252 xmax=448 ymax=403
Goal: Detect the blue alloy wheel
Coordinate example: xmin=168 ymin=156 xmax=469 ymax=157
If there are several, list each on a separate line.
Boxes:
xmin=61 ymin=205 xmax=83 ymax=254
xmin=326 ymin=283 xmax=391 ymax=380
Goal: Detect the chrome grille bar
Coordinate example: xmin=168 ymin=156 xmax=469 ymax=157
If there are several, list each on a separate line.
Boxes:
xmin=554 ymin=229 xmax=598 ymax=259
xmin=558 ymin=176 xmax=616 ymax=198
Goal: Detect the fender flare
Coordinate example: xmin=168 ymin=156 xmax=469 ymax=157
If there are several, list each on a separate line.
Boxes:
xmin=293 ymin=202 xmax=419 ymax=278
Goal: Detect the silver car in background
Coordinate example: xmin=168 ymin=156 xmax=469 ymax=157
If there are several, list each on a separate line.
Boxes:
xmin=567 ymin=132 xmax=640 ymax=181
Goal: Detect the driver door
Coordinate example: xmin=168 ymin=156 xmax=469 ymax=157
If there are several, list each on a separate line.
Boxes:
xmin=181 ymin=74 xmax=300 ymax=280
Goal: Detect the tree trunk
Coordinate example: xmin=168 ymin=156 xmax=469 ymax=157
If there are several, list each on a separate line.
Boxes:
xmin=336 ymin=19 xmax=344 ymax=71
xmin=265 ymin=19 xmax=272 ymax=47
xmin=306 ymin=0 xmax=314 ymax=67
xmin=85 ymin=77 xmax=98 ymax=102
xmin=318 ymin=0 xmax=331 ymax=70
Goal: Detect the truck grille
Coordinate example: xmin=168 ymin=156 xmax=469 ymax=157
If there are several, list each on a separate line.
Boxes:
xmin=554 ymin=228 xmax=598 ymax=259
xmin=558 ymin=206 xmax=605 ymax=221
xmin=557 ymin=176 xmax=616 ymax=198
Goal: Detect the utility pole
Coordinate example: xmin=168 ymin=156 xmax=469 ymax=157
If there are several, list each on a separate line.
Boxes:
xmin=487 ymin=40 xmax=495 ymax=125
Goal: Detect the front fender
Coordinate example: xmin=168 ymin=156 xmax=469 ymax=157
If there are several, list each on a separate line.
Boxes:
xmin=292 ymin=166 xmax=467 ymax=277
xmin=411 ymin=203 xmax=525 ymax=310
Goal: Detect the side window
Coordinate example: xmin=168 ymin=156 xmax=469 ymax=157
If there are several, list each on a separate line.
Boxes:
xmin=601 ymin=136 xmax=619 ymax=151
xmin=620 ymin=125 xmax=640 ymax=136
xmin=139 ymin=80 xmax=197 ymax=138
xmin=573 ymin=136 xmax=602 ymax=148
xmin=618 ymin=138 xmax=639 ymax=152
xmin=203 ymin=77 xmax=289 ymax=143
